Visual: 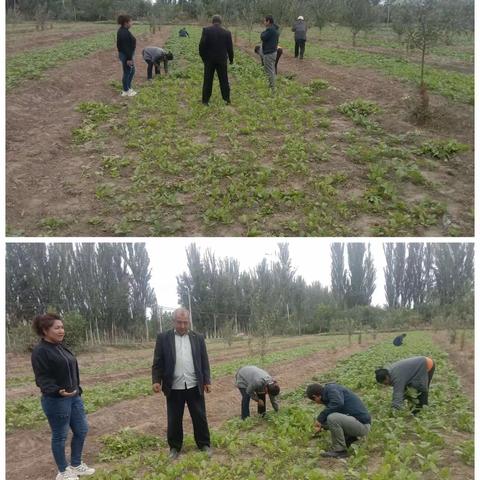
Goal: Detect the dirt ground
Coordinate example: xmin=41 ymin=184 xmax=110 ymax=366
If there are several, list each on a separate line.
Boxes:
xmin=5 ymin=339 xmax=375 ymax=480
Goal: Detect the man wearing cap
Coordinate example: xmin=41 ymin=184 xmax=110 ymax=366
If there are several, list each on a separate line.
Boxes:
xmin=235 ymin=365 xmax=280 ymax=419
xmin=375 ymin=356 xmax=435 ymax=413
xmin=292 ymin=16 xmax=307 ymax=59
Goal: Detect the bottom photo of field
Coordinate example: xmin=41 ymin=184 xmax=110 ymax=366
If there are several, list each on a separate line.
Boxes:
xmin=5 ymin=240 xmax=473 ymax=480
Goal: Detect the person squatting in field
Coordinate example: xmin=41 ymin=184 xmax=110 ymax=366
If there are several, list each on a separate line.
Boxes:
xmin=254 ymin=44 xmax=283 ymax=74
xmin=142 ymin=47 xmax=174 ymax=80
xmin=179 ymin=27 xmax=190 ymax=37
xmin=291 ymin=16 xmax=307 ymax=59
xmin=235 ymin=365 xmax=280 ymax=419
xmin=393 ymin=333 xmax=407 ymax=346
xmin=31 ymin=313 xmax=95 ymax=480
xmin=306 ymin=383 xmax=372 ymax=459
xmin=152 ymin=308 xmax=213 ymax=460
xmin=375 ymin=356 xmax=435 ymax=413
xmin=260 ymin=15 xmax=280 ymax=90
xmin=117 ymin=14 xmax=137 ymax=97
xmin=198 ymin=15 xmax=234 ymax=105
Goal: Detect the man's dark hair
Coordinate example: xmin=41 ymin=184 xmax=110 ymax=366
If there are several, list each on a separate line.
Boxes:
xmin=32 ymin=313 xmax=62 ymax=337
xmin=375 ymin=368 xmax=389 ymax=384
xmin=117 ymin=14 xmax=132 ymax=26
xmin=402 ymin=333 xmax=407 ymax=337
xmin=254 ymin=45 xmax=260 ymax=54
xmin=265 ymin=15 xmax=274 ymax=24
xmin=267 ymin=381 xmax=280 ymax=396
xmin=305 ymin=383 xmax=323 ymax=400
xmin=212 ymin=14 xmax=222 ymax=24
xmin=166 ymin=52 xmax=174 ymax=60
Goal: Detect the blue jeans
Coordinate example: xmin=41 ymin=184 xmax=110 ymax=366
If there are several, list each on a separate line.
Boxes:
xmin=119 ymin=52 xmax=135 ymax=92
xmin=41 ymin=395 xmax=89 ymax=472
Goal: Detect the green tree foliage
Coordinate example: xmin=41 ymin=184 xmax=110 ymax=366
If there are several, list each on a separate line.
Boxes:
xmin=345 ymin=243 xmax=376 ymax=307
xmin=340 ymin=0 xmax=375 ymax=46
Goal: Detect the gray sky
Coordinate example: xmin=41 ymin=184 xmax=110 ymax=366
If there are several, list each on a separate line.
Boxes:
xmin=146 ymin=239 xmax=388 ymax=309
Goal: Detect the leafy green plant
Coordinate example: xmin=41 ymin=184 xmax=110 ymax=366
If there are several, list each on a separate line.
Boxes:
xmin=419 ymin=140 xmax=469 ymax=161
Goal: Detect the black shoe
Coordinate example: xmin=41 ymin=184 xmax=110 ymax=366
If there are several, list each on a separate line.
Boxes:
xmin=169 ymin=448 xmax=179 ymax=460
xmin=321 ymin=450 xmax=348 ymax=459
xmin=346 ymin=436 xmax=358 ymax=448
xmin=200 ymin=446 xmax=212 ymax=457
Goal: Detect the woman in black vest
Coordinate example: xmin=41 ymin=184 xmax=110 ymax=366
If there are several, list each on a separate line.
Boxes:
xmin=116 ymin=14 xmax=137 ymax=97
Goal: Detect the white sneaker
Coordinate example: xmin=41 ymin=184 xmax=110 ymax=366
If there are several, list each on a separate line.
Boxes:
xmin=56 ymin=471 xmax=78 ymax=480
xmin=127 ymin=89 xmax=137 ymax=96
xmin=121 ymin=91 xmax=129 ymax=97
xmin=67 ymin=463 xmax=95 ymax=476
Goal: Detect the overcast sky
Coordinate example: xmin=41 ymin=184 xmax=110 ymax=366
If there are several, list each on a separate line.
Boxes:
xmin=146 ymin=238 xmax=389 ymax=310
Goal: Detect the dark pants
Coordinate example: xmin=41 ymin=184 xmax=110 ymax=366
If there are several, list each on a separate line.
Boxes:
xmin=417 ymin=362 xmax=436 ymax=408
xmin=295 ymin=39 xmax=306 ymax=59
xmin=275 ymin=49 xmax=283 ymax=74
xmin=146 ymin=60 xmax=160 ymax=80
xmin=166 ymin=387 xmax=210 ymax=451
xmin=202 ymin=61 xmax=230 ymax=104
xmin=119 ymin=52 xmax=135 ymax=92
xmin=239 ymin=388 xmax=266 ymax=419
xmin=41 ymin=395 xmax=89 ymax=472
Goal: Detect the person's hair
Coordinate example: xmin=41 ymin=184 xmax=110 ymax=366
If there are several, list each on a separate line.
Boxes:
xmin=402 ymin=333 xmax=407 ymax=337
xmin=212 ymin=14 xmax=222 ymax=24
xmin=117 ymin=14 xmax=132 ymax=26
xmin=166 ymin=52 xmax=174 ymax=61
xmin=33 ymin=313 xmax=62 ymax=337
xmin=173 ymin=308 xmax=190 ymax=321
xmin=267 ymin=381 xmax=280 ymax=396
xmin=254 ymin=45 xmax=260 ymax=54
xmin=375 ymin=368 xmax=389 ymax=384
xmin=265 ymin=15 xmax=274 ymax=24
xmin=305 ymin=383 xmax=323 ymax=400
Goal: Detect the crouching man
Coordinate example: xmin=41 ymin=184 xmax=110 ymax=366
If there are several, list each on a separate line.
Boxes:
xmin=306 ymin=383 xmax=372 ymax=459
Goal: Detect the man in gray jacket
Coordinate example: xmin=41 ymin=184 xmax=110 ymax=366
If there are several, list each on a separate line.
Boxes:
xmin=142 ymin=46 xmax=174 ymax=80
xmin=235 ymin=365 xmax=280 ymax=419
xmin=375 ymin=356 xmax=435 ymax=412
xmin=292 ymin=16 xmax=307 ymax=59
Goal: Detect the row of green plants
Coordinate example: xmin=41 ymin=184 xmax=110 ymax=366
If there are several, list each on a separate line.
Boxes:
xmin=70 ymin=27 xmax=464 ymax=236
xmin=6 ymin=25 xmax=150 ymax=89
xmin=6 ymin=336 xmax=350 ymax=432
xmin=90 ymin=331 xmax=473 ymax=479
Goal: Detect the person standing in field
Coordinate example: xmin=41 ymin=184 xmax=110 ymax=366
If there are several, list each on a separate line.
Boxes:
xmin=306 ymin=383 xmax=372 ymax=459
xmin=375 ymin=356 xmax=435 ymax=412
xmin=254 ymin=44 xmax=283 ymax=74
xmin=117 ymin=14 xmax=137 ymax=97
xmin=393 ymin=333 xmax=407 ymax=346
xmin=198 ymin=15 xmax=234 ymax=106
xmin=142 ymin=47 xmax=174 ymax=80
xmin=292 ymin=16 xmax=307 ymax=59
xmin=152 ymin=308 xmax=212 ymax=460
xmin=31 ymin=313 xmax=95 ymax=480
xmin=260 ymin=15 xmax=280 ymax=90
xmin=235 ymin=365 xmax=280 ymax=419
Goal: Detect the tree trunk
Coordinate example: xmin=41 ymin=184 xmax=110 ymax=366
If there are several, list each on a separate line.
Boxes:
xmin=420 ymin=38 xmax=426 ymax=86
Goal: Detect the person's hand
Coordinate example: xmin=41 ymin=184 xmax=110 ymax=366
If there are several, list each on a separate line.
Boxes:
xmin=127 ymin=60 xmax=134 ymax=66
xmin=314 ymin=421 xmax=322 ymax=433
xmin=257 ymin=399 xmax=265 ymax=407
xmin=204 ymin=384 xmax=211 ymax=393
xmin=152 ymin=383 xmax=161 ymax=393
xmin=59 ymin=389 xmax=77 ymax=397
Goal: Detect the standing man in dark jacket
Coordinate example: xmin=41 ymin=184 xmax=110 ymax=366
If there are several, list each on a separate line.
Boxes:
xmin=260 ymin=15 xmax=280 ymax=90
xmin=292 ymin=16 xmax=307 ymax=59
xmin=116 ymin=14 xmax=137 ymax=97
xmin=198 ymin=15 xmax=234 ymax=105
xmin=152 ymin=308 xmax=212 ymax=460
xmin=306 ymin=383 xmax=372 ymax=459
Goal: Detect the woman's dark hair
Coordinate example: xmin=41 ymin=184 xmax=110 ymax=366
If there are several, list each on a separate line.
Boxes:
xmin=267 ymin=381 xmax=280 ymax=396
xmin=305 ymin=383 xmax=323 ymax=400
xmin=166 ymin=52 xmax=174 ymax=61
xmin=265 ymin=15 xmax=274 ymax=24
xmin=375 ymin=368 xmax=389 ymax=384
xmin=33 ymin=313 xmax=62 ymax=337
xmin=117 ymin=14 xmax=132 ymax=26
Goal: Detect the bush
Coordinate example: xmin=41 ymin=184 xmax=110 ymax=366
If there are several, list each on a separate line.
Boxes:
xmin=62 ymin=311 xmax=87 ymax=350
xmin=6 ymin=324 xmax=37 ymax=352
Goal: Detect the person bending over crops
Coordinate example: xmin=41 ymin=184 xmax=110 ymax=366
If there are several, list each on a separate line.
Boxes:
xmin=393 ymin=333 xmax=407 ymax=346
xmin=291 ymin=16 xmax=307 ymax=59
xmin=179 ymin=27 xmax=189 ymax=37
xmin=31 ymin=313 xmax=95 ymax=480
xmin=375 ymin=356 xmax=435 ymax=413
xmin=260 ymin=15 xmax=280 ymax=90
xmin=254 ymin=45 xmax=283 ymax=74
xmin=306 ymin=383 xmax=372 ymax=459
xmin=142 ymin=47 xmax=174 ymax=80
xmin=235 ymin=365 xmax=280 ymax=419
xmin=152 ymin=308 xmax=213 ymax=460
xmin=198 ymin=15 xmax=234 ymax=105
xmin=117 ymin=14 xmax=137 ymax=97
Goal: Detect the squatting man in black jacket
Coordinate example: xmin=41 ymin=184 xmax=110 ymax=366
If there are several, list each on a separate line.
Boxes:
xmin=306 ymin=383 xmax=372 ymax=459
xmin=152 ymin=308 xmax=213 ymax=460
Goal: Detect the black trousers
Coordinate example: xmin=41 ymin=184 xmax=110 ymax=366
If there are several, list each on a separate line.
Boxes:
xmin=202 ymin=61 xmax=230 ymax=104
xmin=295 ymin=39 xmax=306 ymax=59
xmin=166 ymin=387 xmax=210 ymax=450
xmin=146 ymin=60 xmax=160 ymax=80
xmin=239 ymin=388 xmax=266 ymax=419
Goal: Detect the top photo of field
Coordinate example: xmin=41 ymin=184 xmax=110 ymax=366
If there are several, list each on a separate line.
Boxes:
xmin=5 ymin=0 xmax=474 ymax=237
